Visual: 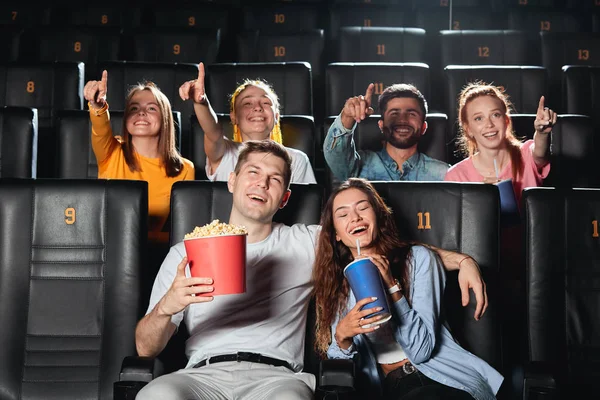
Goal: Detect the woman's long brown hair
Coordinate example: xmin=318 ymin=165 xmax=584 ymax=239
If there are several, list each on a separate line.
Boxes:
xmin=456 ymin=81 xmax=524 ymax=181
xmin=312 ymin=178 xmax=412 ymax=357
xmin=121 ymin=82 xmax=184 ymax=177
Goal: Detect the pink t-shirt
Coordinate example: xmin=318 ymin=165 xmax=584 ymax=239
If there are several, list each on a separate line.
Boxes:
xmin=444 ymin=140 xmax=550 ymax=208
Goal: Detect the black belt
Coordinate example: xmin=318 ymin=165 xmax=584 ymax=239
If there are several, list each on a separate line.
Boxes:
xmin=192 ymin=352 xmax=294 ymax=372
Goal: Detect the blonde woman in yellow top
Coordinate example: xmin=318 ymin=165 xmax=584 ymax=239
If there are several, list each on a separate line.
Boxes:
xmin=179 ymin=62 xmax=316 ymax=183
xmin=84 ymin=70 xmax=195 ymax=243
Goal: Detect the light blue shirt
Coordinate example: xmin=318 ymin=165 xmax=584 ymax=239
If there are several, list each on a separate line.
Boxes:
xmin=327 ymin=246 xmax=503 ymax=400
xmin=324 ymin=114 xmax=449 ymax=182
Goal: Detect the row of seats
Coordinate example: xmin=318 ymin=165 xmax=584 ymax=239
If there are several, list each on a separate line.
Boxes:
xmin=0 ymin=178 xmax=596 ymax=398
xmin=3 ymin=103 xmax=599 ymax=193
xmin=4 ymin=27 xmax=600 ymax=83
xmin=3 ymin=1 xmax=600 ymax=33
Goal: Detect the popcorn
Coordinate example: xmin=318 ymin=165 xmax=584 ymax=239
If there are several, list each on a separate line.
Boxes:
xmin=184 ymin=219 xmax=248 ymax=239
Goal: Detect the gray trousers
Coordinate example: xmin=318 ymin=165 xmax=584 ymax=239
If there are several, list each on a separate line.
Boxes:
xmin=135 ymin=361 xmax=315 ymax=400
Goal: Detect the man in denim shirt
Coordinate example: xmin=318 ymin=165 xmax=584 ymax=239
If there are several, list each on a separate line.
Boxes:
xmin=324 ymin=83 xmax=449 ymax=182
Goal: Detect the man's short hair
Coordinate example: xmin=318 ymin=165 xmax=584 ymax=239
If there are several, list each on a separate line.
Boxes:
xmin=378 ymin=83 xmax=428 ymax=118
xmin=235 ymin=140 xmax=293 ymax=188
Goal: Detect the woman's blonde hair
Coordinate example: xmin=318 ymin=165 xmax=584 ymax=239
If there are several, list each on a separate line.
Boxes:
xmin=229 ymin=79 xmax=283 ymax=144
xmin=121 ymin=82 xmax=184 ymax=177
xmin=457 ymin=81 xmax=524 ymax=181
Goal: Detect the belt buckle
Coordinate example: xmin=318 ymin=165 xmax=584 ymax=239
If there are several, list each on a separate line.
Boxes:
xmin=402 ymin=362 xmax=416 ymax=376
xmin=236 ymin=352 xmax=257 ymax=363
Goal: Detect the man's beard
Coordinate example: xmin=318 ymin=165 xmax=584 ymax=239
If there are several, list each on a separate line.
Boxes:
xmin=382 ymin=124 xmax=421 ymax=149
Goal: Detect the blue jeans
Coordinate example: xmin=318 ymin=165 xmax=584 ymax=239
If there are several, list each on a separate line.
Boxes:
xmin=383 ymin=369 xmax=474 ymax=400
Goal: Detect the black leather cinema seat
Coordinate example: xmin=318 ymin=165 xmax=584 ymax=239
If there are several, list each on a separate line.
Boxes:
xmin=0 ymin=106 xmax=38 ymax=178
xmin=124 ymin=27 xmax=221 ymax=65
xmin=0 ymin=61 xmax=84 ymax=177
xmin=205 ymin=61 xmax=313 ymax=116
xmin=440 ymin=30 xmax=540 ymax=67
xmin=190 ymin=113 xmax=316 ymax=181
xmin=562 ymin=65 xmax=600 ymax=118
xmin=523 ymin=187 xmax=600 ymax=399
xmin=0 ymin=179 xmax=147 ymax=400
xmin=242 ymin=3 xmax=324 ymax=33
xmin=325 ymin=62 xmax=430 ymax=117
xmin=509 ymin=114 xmax=600 ymax=188
xmin=114 ymin=180 xmax=325 ymax=398
xmin=54 ymin=109 xmax=182 ymax=179
xmin=335 ymin=27 xmax=427 ymax=63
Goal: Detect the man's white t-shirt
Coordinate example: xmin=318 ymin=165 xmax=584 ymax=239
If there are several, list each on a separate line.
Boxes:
xmin=146 ymin=223 xmax=320 ymax=372
xmin=206 ymin=139 xmax=317 ymax=184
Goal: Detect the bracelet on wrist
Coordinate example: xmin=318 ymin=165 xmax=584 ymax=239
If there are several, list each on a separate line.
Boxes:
xmin=387 ymin=279 xmax=402 ymax=294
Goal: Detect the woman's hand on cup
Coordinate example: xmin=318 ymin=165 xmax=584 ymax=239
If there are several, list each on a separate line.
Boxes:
xmin=156 ymin=256 xmax=214 ymax=317
xmin=368 ymin=254 xmax=395 ymax=289
xmin=334 ymin=297 xmax=383 ymax=349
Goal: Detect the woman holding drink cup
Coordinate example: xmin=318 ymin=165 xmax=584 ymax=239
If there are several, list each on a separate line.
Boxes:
xmin=444 ymin=82 xmax=553 ymax=207
xmin=312 ymin=178 xmax=503 ymax=400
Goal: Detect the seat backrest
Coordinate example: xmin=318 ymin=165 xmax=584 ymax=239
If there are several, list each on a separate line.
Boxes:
xmin=242 ymin=3 xmax=324 ymax=33
xmin=325 ymin=62 xmax=430 ymax=117
xmin=524 ymin=187 xmax=600 ymax=391
xmin=440 ymin=30 xmax=540 ymax=67
xmin=55 ymin=109 xmax=182 ymax=179
xmin=205 ymin=62 xmax=313 ymax=116
xmin=236 ymin=29 xmax=325 ymax=82
xmin=507 ymin=9 xmax=590 ymax=33
xmin=322 ymin=113 xmax=449 ymax=164
xmin=510 ymin=114 xmax=600 ymax=188
xmin=371 ymin=181 xmax=502 ymax=371
xmin=123 ymin=27 xmax=221 ymax=65
xmin=43 ymin=4 xmax=141 ymax=28
xmin=0 ymin=61 xmax=84 ymax=177
xmin=189 ymin=113 xmax=315 ymax=179
xmin=444 ymin=65 xmax=548 ymax=163
xmin=0 ymin=106 xmax=37 ymax=178
xmin=414 ymin=7 xmax=499 ymax=32
xmin=562 ymin=65 xmax=600 ymax=117
xmin=335 ymin=27 xmax=426 ymax=63
xmin=328 ymin=4 xmax=409 ymax=38
xmin=21 ymin=26 xmax=122 ymax=82
xmin=0 ymin=25 xmax=23 ymax=63
xmin=540 ymin=32 xmax=600 ymax=107
xmin=0 ymin=179 xmax=147 ymax=400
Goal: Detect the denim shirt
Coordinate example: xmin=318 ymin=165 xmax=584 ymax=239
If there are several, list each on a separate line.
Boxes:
xmin=327 ymin=246 xmax=503 ymax=400
xmin=324 ymin=114 xmax=449 ymax=182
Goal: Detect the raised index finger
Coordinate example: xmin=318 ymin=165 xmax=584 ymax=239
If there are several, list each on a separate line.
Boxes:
xmin=197 ymin=62 xmax=205 ymax=84
xmin=364 ymin=83 xmax=374 ymax=105
xmin=537 ymin=96 xmax=545 ymax=113
xmin=100 ymin=70 xmax=108 ymax=86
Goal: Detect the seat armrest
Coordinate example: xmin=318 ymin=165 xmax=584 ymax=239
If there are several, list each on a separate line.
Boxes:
xmin=119 ymin=356 xmax=165 ymax=382
xmin=318 ymin=358 xmax=355 ymax=392
xmin=113 ymin=356 xmax=166 ymax=400
xmin=523 ymin=361 xmax=558 ymax=400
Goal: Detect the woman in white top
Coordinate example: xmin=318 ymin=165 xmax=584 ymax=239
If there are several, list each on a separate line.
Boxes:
xmin=179 ymin=62 xmax=316 ymax=184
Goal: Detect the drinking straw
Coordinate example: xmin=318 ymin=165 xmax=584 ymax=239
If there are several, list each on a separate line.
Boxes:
xmin=493 ymin=158 xmax=500 ymax=180
xmin=356 ymin=238 xmax=361 ymax=255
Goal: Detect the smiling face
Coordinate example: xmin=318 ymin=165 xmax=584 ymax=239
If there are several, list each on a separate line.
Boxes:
xmin=378 ymin=97 xmax=427 ymax=150
xmin=125 ymin=89 xmax=162 ymax=138
xmin=463 ymin=95 xmax=510 ymax=152
xmin=231 ymin=85 xmax=279 ymax=141
xmin=228 ymin=151 xmax=291 ymax=225
xmin=332 ymin=188 xmax=378 ymax=257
